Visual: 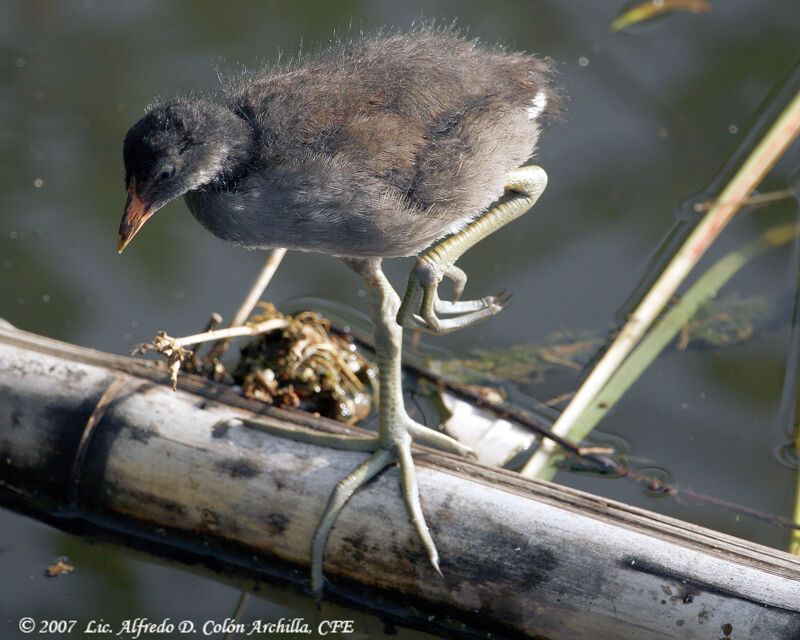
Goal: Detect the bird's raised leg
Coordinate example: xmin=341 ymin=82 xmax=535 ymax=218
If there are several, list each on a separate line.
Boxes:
xmin=397 ymin=165 xmax=548 ymax=334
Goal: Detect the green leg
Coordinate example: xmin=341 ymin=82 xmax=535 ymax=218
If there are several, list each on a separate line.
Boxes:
xmin=335 ymin=258 xmax=467 ymax=592
xmin=230 ymin=256 xmax=471 ymax=599
xmin=397 ymin=166 xmax=548 ymax=334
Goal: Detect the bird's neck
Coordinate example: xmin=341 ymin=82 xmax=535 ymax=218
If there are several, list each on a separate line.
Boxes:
xmin=215 ymin=109 xmax=257 ymax=191
xmin=191 ymin=100 xmax=257 ymax=192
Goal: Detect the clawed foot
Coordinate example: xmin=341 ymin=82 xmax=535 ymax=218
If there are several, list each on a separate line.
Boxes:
xmin=397 ymin=165 xmax=547 ymax=335
xmin=397 ymin=257 xmax=513 ymax=334
xmin=226 ymin=415 xmax=473 ymax=600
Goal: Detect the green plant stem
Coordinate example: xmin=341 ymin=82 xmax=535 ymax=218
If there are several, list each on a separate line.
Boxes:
xmin=527 ymin=222 xmax=800 ymax=481
xmin=792 ymin=401 xmax=800 ymax=555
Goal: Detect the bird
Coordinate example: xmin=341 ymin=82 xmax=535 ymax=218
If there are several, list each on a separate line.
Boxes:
xmin=118 ymin=27 xmax=560 ymax=598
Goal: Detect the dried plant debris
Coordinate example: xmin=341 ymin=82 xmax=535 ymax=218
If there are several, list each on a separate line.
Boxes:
xmin=132 ymin=290 xmax=765 ymax=430
xmin=233 ymin=304 xmax=375 ymax=424
xmin=45 ymin=558 xmax=74 ymax=577
xmin=133 ymin=304 xmax=374 ymax=423
xmin=133 ymin=331 xmax=193 ymax=390
xmin=183 ymin=345 xmax=236 ymax=386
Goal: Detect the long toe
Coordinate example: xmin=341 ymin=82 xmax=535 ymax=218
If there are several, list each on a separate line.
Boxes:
xmin=395 ymin=436 xmax=442 ymax=576
xmin=409 ymin=302 xmax=509 ymax=334
xmin=406 ymin=420 xmax=475 ymax=458
xmin=310 ymin=447 xmax=395 ymax=597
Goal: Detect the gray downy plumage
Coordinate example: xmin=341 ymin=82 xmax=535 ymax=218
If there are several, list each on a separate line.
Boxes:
xmin=122 ymin=28 xmax=561 ymax=257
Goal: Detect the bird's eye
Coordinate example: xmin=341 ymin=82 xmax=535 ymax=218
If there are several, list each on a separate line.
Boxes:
xmin=158 ymin=166 xmax=175 ymax=181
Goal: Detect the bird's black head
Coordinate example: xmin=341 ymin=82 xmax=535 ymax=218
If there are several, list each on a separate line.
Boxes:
xmin=118 ymin=98 xmax=252 ymax=252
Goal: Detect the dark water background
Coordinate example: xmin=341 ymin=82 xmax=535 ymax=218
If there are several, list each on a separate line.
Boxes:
xmin=2 ymin=1 xmax=799 ymax=637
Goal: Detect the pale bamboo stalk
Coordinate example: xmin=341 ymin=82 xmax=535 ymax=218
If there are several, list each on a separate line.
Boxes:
xmin=203 ymin=248 xmax=288 ymax=364
xmin=229 ymin=248 xmax=288 ymax=329
xmin=172 ymin=318 xmax=289 ymax=349
xmin=531 ymin=222 xmax=800 ymax=482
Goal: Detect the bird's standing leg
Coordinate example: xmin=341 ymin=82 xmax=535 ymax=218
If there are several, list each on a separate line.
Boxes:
xmin=334 ymin=258 xmax=473 ymax=582
xmin=397 ymin=165 xmax=548 ymax=333
xmin=229 ymin=257 xmax=472 ymax=599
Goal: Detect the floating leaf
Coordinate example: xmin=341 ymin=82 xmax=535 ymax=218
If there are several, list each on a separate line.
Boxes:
xmin=610 ymin=0 xmax=712 ymax=33
xmin=45 ymin=559 xmax=74 ymax=577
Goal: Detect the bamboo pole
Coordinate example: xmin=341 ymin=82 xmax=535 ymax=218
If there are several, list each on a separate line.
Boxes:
xmin=1 ymin=322 xmax=799 ymax=639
